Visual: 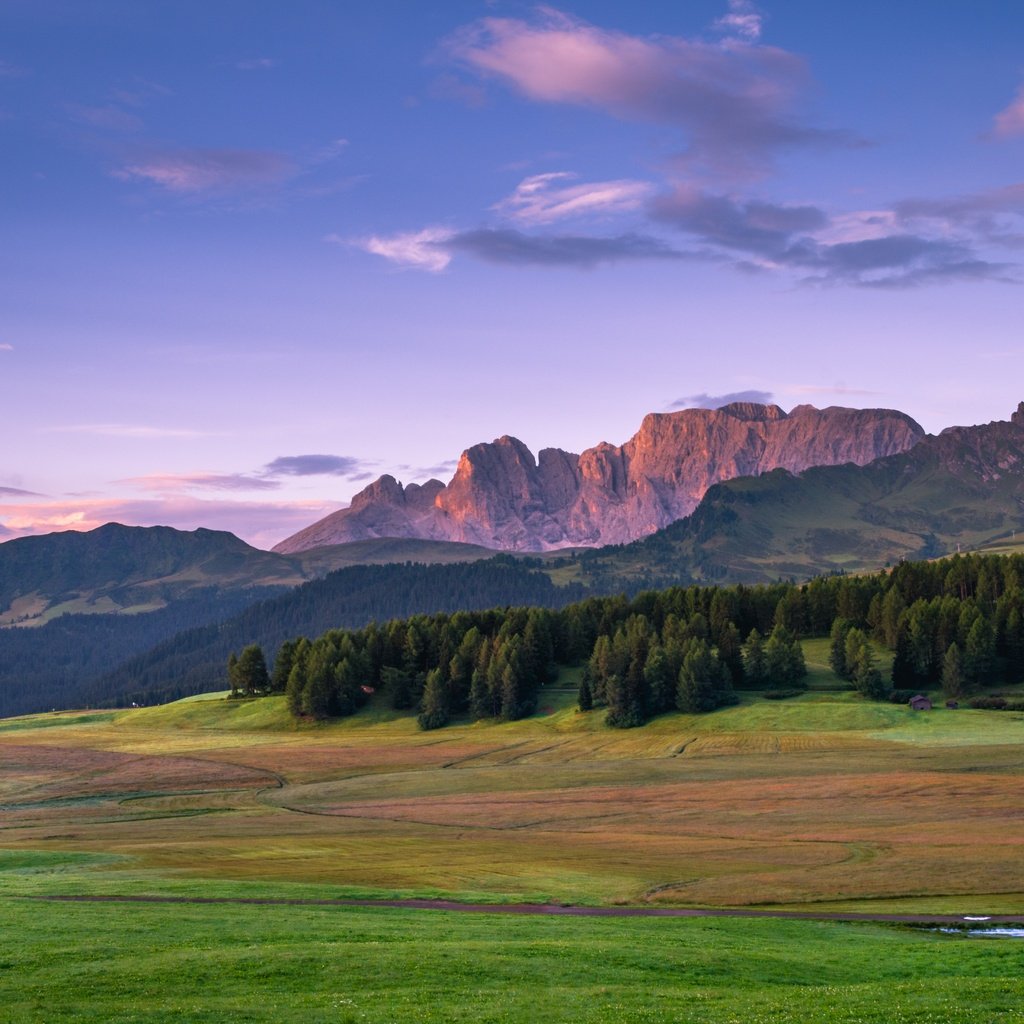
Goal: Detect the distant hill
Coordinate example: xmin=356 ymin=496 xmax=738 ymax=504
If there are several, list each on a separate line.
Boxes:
xmin=275 ymin=402 xmax=924 ymax=553
xmin=0 ymin=525 xmax=501 ymax=717
xmin=88 ymin=558 xmax=589 ymax=709
xmin=0 ymin=523 xmax=306 ymax=626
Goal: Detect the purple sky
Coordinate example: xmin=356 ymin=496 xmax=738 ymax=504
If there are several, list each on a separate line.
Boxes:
xmin=2 ymin=1 xmax=1024 ymax=548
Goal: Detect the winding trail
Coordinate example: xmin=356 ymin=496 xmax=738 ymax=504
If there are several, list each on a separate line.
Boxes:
xmin=19 ymin=894 xmax=1024 ymax=925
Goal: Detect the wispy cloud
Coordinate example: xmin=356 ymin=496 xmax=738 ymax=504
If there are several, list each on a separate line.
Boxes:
xmin=398 ymin=459 xmax=459 ymax=480
xmin=671 ymin=390 xmax=774 ymax=410
xmin=122 ymin=454 xmax=377 ymax=495
xmin=495 ymin=172 xmax=656 ymax=225
xmin=446 ymin=228 xmax=689 ymax=268
xmin=346 ymin=227 xmax=454 ymax=272
xmin=0 ymin=343 xmax=13 ymax=352
xmin=115 ymin=147 xmax=296 ymax=194
xmin=713 ymin=0 xmax=763 ymax=42
xmin=0 ymin=60 xmax=26 ymax=78
xmin=446 ymin=6 xmax=853 ymax=181
xmin=48 ymin=423 xmax=210 ymax=439
xmin=990 ymin=81 xmax=1024 ymax=139
xmin=123 ymin=473 xmax=280 ymax=493
xmin=0 ymin=486 xmax=43 ymax=498
xmin=263 ymin=454 xmax=374 ymax=478
xmin=790 ymin=385 xmax=881 ymax=397
xmin=652 ymin=187 xmax=1018 ymax=287
xmin=429 ymin=73 xmax=488 ymax=108
xmin=236 ymin=57 xmax=278 ymax=71
xmin=68 ymin=103 xmax=143 ymax=132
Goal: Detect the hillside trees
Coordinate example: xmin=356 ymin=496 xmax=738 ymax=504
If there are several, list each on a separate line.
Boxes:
xmin=256 ymin=552 xmax=1024 ymax=730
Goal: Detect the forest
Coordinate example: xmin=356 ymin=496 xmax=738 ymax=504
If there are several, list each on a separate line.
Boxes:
xmin=231 ymin=552 xmax=1024 ymax=730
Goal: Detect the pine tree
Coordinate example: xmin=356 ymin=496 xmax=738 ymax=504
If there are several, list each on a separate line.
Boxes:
xmin=469 ymin=667 xmax=492 ymax=720
xmin=742 ymin=629 xmax=767 ymax=689
xmin=417 ymin=668 xmax=450 ymax=730
xmin=577 ymin=670 xmax=593 ymax=712
xmin=941 ymin=643 xmax=965 ymax=698
xmin=235 ymin=644 xmax=270 ymax=695
xmin=227 ymin=651 xmax=240 ymax=697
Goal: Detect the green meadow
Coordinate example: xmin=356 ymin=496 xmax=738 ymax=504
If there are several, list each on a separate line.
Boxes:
xmin=2 ymin=649 xmax=1024 ymax=1020
xmin=2 ymin=890 xmax=1023 ymax=1024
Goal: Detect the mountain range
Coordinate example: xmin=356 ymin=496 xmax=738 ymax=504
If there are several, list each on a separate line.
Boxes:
xmin=273 ymin=402 xmax=924 ymax=553
xmin=3 ymin=399 xmax=1024 ymax=717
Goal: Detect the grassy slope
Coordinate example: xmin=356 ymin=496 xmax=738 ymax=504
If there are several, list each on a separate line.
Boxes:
xmin=2 ymin=641 xmax=1024 ymax=914
xmin=3 ymin=653 xmax=1024 ymax=1022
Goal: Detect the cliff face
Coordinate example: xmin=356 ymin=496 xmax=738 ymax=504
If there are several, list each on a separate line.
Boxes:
xmin=273 ymin=403 xmax=926 ymax=554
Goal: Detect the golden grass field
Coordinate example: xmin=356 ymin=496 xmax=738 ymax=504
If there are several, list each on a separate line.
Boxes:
xmin=2 ymin=656 xmax=1024 ymax=914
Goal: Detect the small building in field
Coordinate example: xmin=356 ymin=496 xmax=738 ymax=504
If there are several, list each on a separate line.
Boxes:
xmin=909 ymin=695 xmax=933 ymax=711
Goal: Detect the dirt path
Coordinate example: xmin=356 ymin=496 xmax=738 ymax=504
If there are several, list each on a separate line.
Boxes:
xmin=19 ymin=893 xmax=1024 ymax=924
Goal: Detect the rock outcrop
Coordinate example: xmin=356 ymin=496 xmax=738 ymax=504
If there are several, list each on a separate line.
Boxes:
xmin=273 ymin=403 xmax=925 ymax=554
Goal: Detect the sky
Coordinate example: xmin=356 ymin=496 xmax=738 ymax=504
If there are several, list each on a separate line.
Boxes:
xmin=2 ymin=0 xmax=1024 ymax=549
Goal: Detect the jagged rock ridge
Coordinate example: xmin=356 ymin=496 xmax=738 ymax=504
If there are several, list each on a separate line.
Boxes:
xmin=274 ymin=403 xmax=926 ymax=554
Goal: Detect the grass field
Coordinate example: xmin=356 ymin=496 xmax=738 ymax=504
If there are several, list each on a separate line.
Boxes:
xmin=2 ymin=887 xmax=1024 ymax=1023
xmin=3 ymin=648 xmax=1024 ymax=1020
xmin=2 ymin=646 xmax=1024 ymax=912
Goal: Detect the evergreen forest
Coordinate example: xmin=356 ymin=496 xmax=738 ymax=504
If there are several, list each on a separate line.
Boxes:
xmin=232 ymin=553 xmax=1024 ymax=730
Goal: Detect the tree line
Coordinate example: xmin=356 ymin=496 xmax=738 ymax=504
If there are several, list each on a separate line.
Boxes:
xmin=231 ymin=552 xmax=1024 ymax=730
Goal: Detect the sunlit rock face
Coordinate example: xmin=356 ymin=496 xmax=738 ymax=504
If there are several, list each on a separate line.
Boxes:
xmin=273 ymin=403 xmax=925 ymax=554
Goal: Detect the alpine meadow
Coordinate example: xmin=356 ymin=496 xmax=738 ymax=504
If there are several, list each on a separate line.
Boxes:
xmin=3 ymin=1 xmax=1024 ymax=1021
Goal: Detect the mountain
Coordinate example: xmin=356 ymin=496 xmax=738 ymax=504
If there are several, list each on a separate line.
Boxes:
xmin=274 ymin=403 xmax=925 ymax=554
xmin=0 ymin=525 xmax=501 ymax=717
xmin=594 ymin=402 xmax=1024 ymax=585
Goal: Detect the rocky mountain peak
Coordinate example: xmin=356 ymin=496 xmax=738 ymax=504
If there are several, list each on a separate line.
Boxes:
xmin=273 ymin=403 xmax=927 ymax=554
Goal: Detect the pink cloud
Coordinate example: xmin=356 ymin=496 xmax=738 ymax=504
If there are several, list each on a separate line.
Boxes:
xmin=494 ymin=172 xmax=656 ymax=225
xmin=344 ymin=227 xmax=454 ymax=272
xmin=115 ymin=148 xmax=296 ymax=193
xmin=0 ymin=496 xmax=335 ymax=550
xmin=992 ymin=83 xmax=1024 ymax=139
xmin=713 ymin=0 xmax=763 ymax=42
xmin=446 ymin=7 xmax=845 ymax=179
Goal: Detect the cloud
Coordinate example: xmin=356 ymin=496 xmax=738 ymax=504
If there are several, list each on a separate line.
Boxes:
xmin=115 ymin=148 xmax=296 ymax=194
xmin=0 ymin=343 xmax=12 ymax=351
xmin=123 ymin=473 xmax=280 ymax=493
xmin=494 ymin=172 xmax=657 ymax=225
xmin=122 ymin=454 xmax=377 ymax=494
xmin=446 ymin=6 xmax=852 ymax=180
xmin=713 ymin=0 xmax=763 ymax=42
xmin=48 ymin=423 xmax=209 ymax=439
xmin=236 ymin=57 xmax=278 ymax=71
xmin=790 ymin=385 xmax=880 ymax=397
xmin=671 ymin=390 xmax=774 ymax=410
xmin=0 ymin=60 xmax=26 ymax=78
xmin=445 ymin=227 xmax=689 ymax=268
xmin=991 ymin=82 xmax=1024 ymax=139
xmin=69 ymin=104 xmax=143 ymax=132
xmin=347 ymin=227 xmax=454 ymax=272
xmin=398 ymin=459 xmax=460 ymax=480
xmin=262 ymin=454 xmax=374 ymax=478
xmin=652 ymin=187 xmax=827 ymax=257
xmin=652 ymin=187 xmax=1017 ymax=287
xmin=0 ymin=486 xmax=43 ymax=498
xmin=895 ymin=183 xmax=1024 ymax=246
xmin=429 ymin=73 xmax=488 ymax=108
xmin=0 ymin=496 xmax=337 ymax=550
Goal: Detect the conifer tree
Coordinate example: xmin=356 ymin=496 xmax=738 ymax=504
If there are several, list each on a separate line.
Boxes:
xmin=417 ymin=668 xmax=450 ymax=730
xmin=941 ymin=643 xmax=965 ymax=698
